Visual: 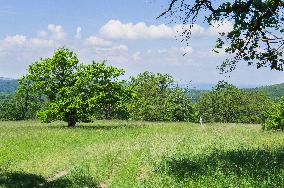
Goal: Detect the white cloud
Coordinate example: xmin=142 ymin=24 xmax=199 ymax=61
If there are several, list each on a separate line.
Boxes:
xmin=84 ymin=36 xmax=112 ymax=46
xmin=209 ymin=20 xmax=233 ymax=35
xmin=29 ymin=38 xmax=57 ymax=47
xmin=1 ymin=35 xmax=58 ymax=48
xmin=99 ymin=19 xmax=230 ymax=40
xmin=47 ymin=24 xmax=66 ymax=40
xmin=36 ymin=24 xmax=67 ymax=40
xmin=0 ymin=23 xmax=129 ymax=74
xmin=100 ymin=19 xmax=227 ymax=40
xmin=4 ymin=35 xmax=27 ymax=45
xmin=180 ymin=46 xmax=193 ymax=54
xmin=85 ymin=44 xmax=130 ymax=64
xmin=75 ymin=26 xmax=82 ymax=39
xmin=0 ymin=34 xmax=60 ymax=78
xmin=100 ymin=19 xmax=198 ymax=39
xmin=1 ymin=22 xmax=282 ymax=86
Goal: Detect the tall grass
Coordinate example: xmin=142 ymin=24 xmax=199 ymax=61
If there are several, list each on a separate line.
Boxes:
xmin=0 ymin=121 xmax=283 ymax=187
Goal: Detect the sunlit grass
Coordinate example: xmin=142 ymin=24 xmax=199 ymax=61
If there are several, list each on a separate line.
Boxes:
xmin=0 ymin=121 xmax=283 ymax=187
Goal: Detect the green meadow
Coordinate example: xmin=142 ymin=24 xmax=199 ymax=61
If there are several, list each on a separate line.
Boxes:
xmin=0 ymin=121 xmax=283 ymax=187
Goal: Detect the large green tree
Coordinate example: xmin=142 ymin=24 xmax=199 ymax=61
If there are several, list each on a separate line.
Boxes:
xmin=20 ymin=48 xmax=130 ymax=127
xmin=128 ymin=71 xmax=195 ymax=121
xmin=159 ymin=0 xmax=284 ymax=72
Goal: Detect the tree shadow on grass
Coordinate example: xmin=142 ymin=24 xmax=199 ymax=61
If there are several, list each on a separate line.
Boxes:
xmin=0 ymin=171 xmax=98 ymax=188
xmin=159 ymin=147 xmax=284 ymax=187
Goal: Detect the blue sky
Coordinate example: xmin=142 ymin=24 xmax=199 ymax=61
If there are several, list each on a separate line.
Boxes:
xmin=0 ymin=0 xmax=283 ymax=87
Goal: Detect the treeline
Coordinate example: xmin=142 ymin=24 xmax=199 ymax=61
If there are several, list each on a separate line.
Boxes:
xmin=0 ymin=48 xmax=282 ymax=130
xmin=187 ymin=83 xmax=284 ymax=102
xmin=4 ymin=78 xmax=284 ymax=100
xmin=244 ymin=83 xmax=284 ymax=100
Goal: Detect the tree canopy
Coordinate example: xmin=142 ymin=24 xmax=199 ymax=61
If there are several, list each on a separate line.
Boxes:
xmin=19 ymin=48 xmax=131 ymax=127
xmin=159 ymin=0 xmax=284 ymax=72
xmin=197 ymin=81 xmax=273 ymax=123
xmin=128 ymin=71 xmax=195 ymax=121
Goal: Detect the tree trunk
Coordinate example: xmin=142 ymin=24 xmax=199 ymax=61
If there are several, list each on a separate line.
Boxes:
xmin=68 ymin=120 xmax=76 ymax=127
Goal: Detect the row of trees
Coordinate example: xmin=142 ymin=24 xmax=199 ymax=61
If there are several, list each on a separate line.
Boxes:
xmin=0 ymin=48 xmax=282 ymax=130
xmin=198 ymin=81 xmax=273 ymax=124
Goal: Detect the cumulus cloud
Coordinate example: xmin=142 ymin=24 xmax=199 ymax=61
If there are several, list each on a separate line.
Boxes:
xmin=0 ymin=20 xmax=281 ymax=85
xmin=1 ymin=35 xmax=58 ymax=48
xmin=36 ymin=24 xmax=67 ymax=40
xmin=100 ymin=20 xmax=173 ymax=39
xmin=0 ymin=33 xmax=61 ymax=78
xmin=84 ymin=36 xmax=112 ymax=46
xmin=47 ymin=24 xmax=66 ymax=40
xmin=75 ymin=27 xmax=82 ymax=39
xmin=29 ymin=38 xmax=57 ymax=47
xmin=88 ymin=44 xmax=130 ymax=64
xmin=100 ymin=19 xmax=233 ymax=40
xmin=100 ymin=19 xmax=206 ymax=40
xmin=0 ymin=23 xmax=131 ymax=73
xmin=4 ymin=35 xmax=27 ymax=45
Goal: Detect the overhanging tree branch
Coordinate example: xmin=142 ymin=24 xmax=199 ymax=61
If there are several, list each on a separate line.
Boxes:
xmin=158 ymin=0 xmax=284 ymax=72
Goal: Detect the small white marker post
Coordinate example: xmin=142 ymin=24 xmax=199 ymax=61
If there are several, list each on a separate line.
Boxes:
xmin=199 ymin=116 xmax=203 ymax=127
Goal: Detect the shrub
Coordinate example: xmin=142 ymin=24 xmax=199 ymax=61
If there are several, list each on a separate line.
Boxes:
xmin=0 ymin=93 xmax=42 ymax=121
xmin=262 ymin=97 xmax=284 ymax=131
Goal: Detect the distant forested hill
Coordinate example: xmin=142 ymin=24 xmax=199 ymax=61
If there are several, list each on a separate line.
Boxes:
xmin=0 ymin=77 xmax=18 ymax=93
xmin=244 ymin=83 xmax=284 ymax=99
xmin=187 ymin=83 xmax=284 ymax=102
xmin=0 ymin=76 xmax=284 ymax=100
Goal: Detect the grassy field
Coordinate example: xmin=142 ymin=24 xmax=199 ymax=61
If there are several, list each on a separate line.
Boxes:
xmin=0 ymin=121 xmax=283 ymax=188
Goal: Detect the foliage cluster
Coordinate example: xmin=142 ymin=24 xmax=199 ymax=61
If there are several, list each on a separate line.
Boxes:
xmin=0 ymin=91 xmax=41 ymax=121
xmin=262 ymin=96 xmax=284 ymax=130
xmin=197 ymin=81 xmax=273 ymax=124
xmin=127 ymin=71 xmax=195 ymax=121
